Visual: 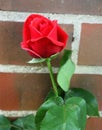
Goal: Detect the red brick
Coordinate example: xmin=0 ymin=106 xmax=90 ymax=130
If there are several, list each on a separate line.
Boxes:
xmin=0 ymin=0 xmax=102 ymax=15
xmin=0 ymin=73 xmax=101 ymax=110
xmin=0 ymin=73 xmax=51 ymax=110
xmin=0 ymin=21 xmax=31 ymax=65
xmin=71 ymin=74 xmax=102 ymax=110
xmin=0 ymin=73 xmax=20 ymax=110
xmin=78 ymin=24 xmax=102 ymax=66
xmin=0 ymin=21 xmax=73 ymax=66
xmin=86 ymin=117 xmax=102 ymax=130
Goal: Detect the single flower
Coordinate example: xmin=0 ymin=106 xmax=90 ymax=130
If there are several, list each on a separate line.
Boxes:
xmin=21 ymin=14 xmax=68 ymax=58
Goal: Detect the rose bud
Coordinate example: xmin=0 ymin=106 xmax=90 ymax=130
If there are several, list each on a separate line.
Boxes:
xmin=21 ymin=14 xmax=68 ymax=58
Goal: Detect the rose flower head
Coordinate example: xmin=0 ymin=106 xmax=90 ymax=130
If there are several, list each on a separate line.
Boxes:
xmin=21 ymin=14 xmax=68 ymax=58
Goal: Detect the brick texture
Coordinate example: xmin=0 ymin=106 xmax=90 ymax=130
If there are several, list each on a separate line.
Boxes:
xmin=86 ymin=118 xmax=102 ymax=130
xmin=0 ymin=0 xmax=102 ymax=15
xmin=0 ymin=73 xmax=51 ymax=110
xmin=0 ymin=21 xmax=73 ymax=66
xmin=78 ymin=24 xmax=102 ymax=66
xmin=0 ymin=73 xmax=101 ymax=110
xmin=0 ymin=21 xmax=31 ymax=65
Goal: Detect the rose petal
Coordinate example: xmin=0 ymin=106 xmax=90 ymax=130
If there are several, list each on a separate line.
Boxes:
xmin=21 ymin=41 xmax=42 ymax=58
xmin=28 ymin=38 xmax=62 ymax=58
xmin=57 ymin=25 xmax=68 ymax=45
xmin=23 ymin=14 xmax=46 ymax=41
xmin=48 ymin=20 xmax=57 ymax=41
xmin=48 ymin=23 xmax=68 ymax=48
xmin=31 ymin=17 xmax=53 ymax=36
xmin=29 ymin=24 xmax=43 ymax=40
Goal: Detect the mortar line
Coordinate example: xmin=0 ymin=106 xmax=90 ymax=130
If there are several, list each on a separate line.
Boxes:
xmin=0 ymin=11 xmax=102 ymax=24
xmin=71 ymin=23 xmax=82 ymax=65
xmin=0 ymin=110 xmax=102 ymax=117
xmin=0 ymin=64 xmax=102 ymax=75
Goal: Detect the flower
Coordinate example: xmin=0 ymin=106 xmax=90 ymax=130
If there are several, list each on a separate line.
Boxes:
xmin=21 ymin=14 xmax=68 ymax=58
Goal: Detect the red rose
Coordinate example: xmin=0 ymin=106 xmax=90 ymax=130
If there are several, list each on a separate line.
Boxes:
xmin=21 ymin=14 xmax=68 ymax=58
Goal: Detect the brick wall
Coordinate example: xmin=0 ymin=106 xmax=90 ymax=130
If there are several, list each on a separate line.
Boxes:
xmin=0 ymin=0 xmax=102 ymax=129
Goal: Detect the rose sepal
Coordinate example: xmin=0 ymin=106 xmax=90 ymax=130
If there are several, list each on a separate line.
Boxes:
xmin=28 ymin=58 xmax=46 ymax=64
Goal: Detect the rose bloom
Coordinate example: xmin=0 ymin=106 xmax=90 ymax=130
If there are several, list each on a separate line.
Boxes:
xmin=21 ymin=14 xmax=68 ymax=58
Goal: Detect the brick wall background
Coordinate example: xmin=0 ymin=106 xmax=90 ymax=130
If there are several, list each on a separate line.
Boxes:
xmin=0 ymin=0 xmax=102 ymax=129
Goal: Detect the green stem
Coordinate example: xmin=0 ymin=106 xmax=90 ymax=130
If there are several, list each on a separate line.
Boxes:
xmin=46 ymin=58 xmax=58 ymax=97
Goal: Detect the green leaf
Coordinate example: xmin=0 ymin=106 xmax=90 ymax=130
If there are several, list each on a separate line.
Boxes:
xmin=40 ymin=97 xmax=86 ymax=130
xmin=28 ymin=58 xmax=46 ymax=64
xmin=35 ymin=97 xmax=63 ymax=130
xmin=45 ymin=88 xmax=65 ymax=101
xmin=45 ymin=89 xmax=56 ymax=101
xmin=0 ymin=115 xmax=11 ymax=130
xmin=65 ymin=97 xmax=87 ymax=130
xmin=12 ymin=114 xmax=36 ymax=130
xmin=65 ymin=88 xmax=99 ymax=116
xmin=60 ymin=50 xmax=72 ymax=67
xmin=57 ymin=58 xmax=75 ymax=92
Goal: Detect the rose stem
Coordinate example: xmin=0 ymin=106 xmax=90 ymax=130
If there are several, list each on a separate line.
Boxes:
xmin=46 ymin=58 xmax=58 ymax=97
